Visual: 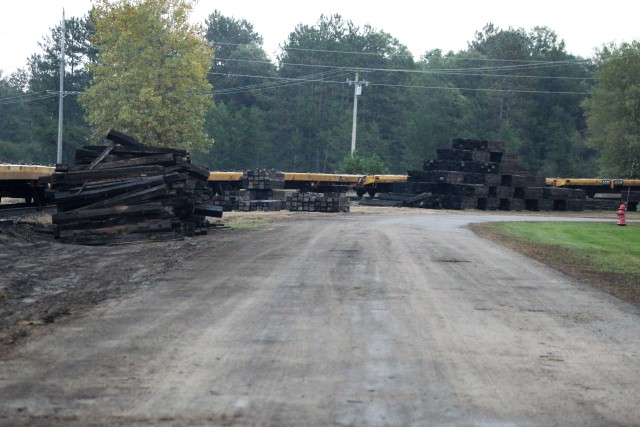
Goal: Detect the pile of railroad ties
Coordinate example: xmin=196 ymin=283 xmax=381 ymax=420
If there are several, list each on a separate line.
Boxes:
xmin=45 ymin=129 xmax=222 ymax=245
xmin=211 ymin=169 xmax=350 ymax=213
xmin=401 ymin=138 xmax=589 ymax=211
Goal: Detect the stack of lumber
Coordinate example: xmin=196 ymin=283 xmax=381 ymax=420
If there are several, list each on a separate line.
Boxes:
xmin=358 ymin=192 xmax=411 ymax=207
xmin=287 ymin=192 xmax=319 ymax=211
xmin=238 ymin=199 xmax=285 ymax=212
xmin=242 ymin=169 xmax=285 ymax=191
xmin=211 ymin=172 xmax=305 ymax=212
xmin=235 ymin=169 xmax=287 ymax=211
xmin=404 ymin=137 xmax=585 ymax=211
xmin=211 ymin=190 xmax=250 ymax=211
xmin=286 ymin=192 xmax=350 ymax=212
xmin=48 ymin=129 xmax=222 ymax=245
xmin=314 ymin=193 xmax=350 ymax=212
xmin=584 ymin=198 xmax=625 ymax=210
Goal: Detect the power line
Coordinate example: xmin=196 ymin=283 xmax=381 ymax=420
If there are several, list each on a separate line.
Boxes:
xmin=210 ymin=71 xmax=590 ymax=96
xmin=211 ymin=41 xmax=599 ymax=63
xmin=212 ymin=69 xmax=348 ymax=95
xmin=0 ymin=58 xmax=592 ymax=104
xmin=0 ymin=92 xmax=58 ymax=106
xmin=212 ymin=57 xmax=594 ymax=80
xmin=0 ymin=90 xmax=50 ymax=102
xmin=368 ymin=82 xmax=589 ymax=95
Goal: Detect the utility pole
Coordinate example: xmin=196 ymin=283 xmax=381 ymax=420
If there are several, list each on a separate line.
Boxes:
xmin=347 ymin=72 xmax=368 ymax=157
xmin=57 ymin=9 xmax=65 ymax=164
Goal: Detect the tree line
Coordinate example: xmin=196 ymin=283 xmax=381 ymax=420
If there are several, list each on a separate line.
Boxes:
xmin=0 ymin=1 xmax=637 ymax=178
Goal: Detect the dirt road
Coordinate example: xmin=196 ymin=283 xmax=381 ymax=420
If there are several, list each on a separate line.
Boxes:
xmin=1 ymin=212 xmax=639 ymax=426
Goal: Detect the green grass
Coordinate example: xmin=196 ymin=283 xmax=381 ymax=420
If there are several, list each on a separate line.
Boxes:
xmin=471 ymin=220 xmax=640 ymax=305
xmin=479 ymin=221 xmax=640 ymax=275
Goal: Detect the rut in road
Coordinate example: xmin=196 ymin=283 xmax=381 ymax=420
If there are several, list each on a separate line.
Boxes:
xmin=0 ymin=214 xmax=638 ymax=426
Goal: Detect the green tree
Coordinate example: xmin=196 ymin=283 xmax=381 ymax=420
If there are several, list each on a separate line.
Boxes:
xmin=196 ymin=10 xmax=279 ymax=170
xmin=401 ymin=50 xmax=473 ymax=170
xmin=0 ymin=14 xmax=95 ymax=164
xmin=463 ymin=24 xmax=595 ymax=176
xmin=204 ymin=10 xmax=273 ymax=108
xmin=80 ymin=0 xmax=214 ymax=151
xmin=337 ymin=151 xmax=389 ymax=174
xmin=0 ymin=71 xmax=34 ymax=149
xmin=27 ymin=13 xmax=96 ymax=163
xmin=0 ymin=70 xmax=44 ymax=163
xmin=274 ymin=14 xmax=414 ymax=172
xmin=583 ymin=41 xmax=640 ymax=177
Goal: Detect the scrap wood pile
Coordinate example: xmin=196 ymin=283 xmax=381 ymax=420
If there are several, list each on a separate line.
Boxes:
xmin=47 ymin=129 xmax=222 ymax=245
xmin=403 ymin=138 xmax=586 ymax=211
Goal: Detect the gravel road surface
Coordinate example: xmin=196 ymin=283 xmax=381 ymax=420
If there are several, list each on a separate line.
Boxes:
xmin=1 ymin=213 xmax=638 ymax=426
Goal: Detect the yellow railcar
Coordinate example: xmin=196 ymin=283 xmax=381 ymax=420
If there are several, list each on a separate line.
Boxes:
xmin=207 ymin=171 xmax=409 ymax=196
xmin=0 ymin=164 xmax=55 ymax=204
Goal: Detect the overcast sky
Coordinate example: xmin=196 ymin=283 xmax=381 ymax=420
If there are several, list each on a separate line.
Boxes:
xmin=1 ymin=0 xmax=639 ymax=75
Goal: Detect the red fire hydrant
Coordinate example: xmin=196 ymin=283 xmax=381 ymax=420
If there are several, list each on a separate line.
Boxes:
xmin=617 ymin=203 xmax=627 ymax=226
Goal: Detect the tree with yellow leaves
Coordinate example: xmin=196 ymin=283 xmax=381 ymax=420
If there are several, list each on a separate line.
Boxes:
xmin=80 ymin=0 xmax=214 ymax=151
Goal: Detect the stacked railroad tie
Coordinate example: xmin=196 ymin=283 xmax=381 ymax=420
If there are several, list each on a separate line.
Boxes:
xmin=48 ymin=129 xmax=222 ymax=245
xmin=286 ymin=192 xmax=350 ymax=212
xmin=211 ymin=190 xmax=249 ymax=211
xmin=209 ymin=169 xmax=351 ymax=213
xmin=236 ymin=169 xmax=286 ymax=211
xmin=242 ymin=169 xmax=285 ymax=191
xmin=238 ymin=199 xmax=285 ymax=212
xmin=404 ymin=138 xmax=585 ymax=211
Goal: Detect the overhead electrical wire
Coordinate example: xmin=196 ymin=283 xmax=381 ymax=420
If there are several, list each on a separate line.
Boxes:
xmin=210 ymin=71 xmax=590 ymax=95
xmin=0 ymin=91 xmax=58 ymax=106
xmin=0 ymin=42 xmax=594 ymax=103
xmin=212 ymin=69 xmax=349 ymax=95
xmin=207 ymin=56 xmax=595 ymax=96
xmin=212 ymin=57 xmax=594 ymax=79
xmin=367 ymin=82 xmax=589 ymax=95
xmin=211 ymin=41 xmax=599 ymax=63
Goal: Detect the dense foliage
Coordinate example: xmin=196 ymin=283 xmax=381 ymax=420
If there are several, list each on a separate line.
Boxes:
xmin=195 ymin=18 xmax=598 ymax=176
xmin=0 ymin=4 xmax=636 ymax=178
xmin=337 ymin=152 xmax=389 ymax=175
xmin=79 ymin=0 xmax=214 ymax=151
xmin=0 ymin=14 xmax=95 ymax=164
xmin=583 ymin=41 xmax=640 ymax=177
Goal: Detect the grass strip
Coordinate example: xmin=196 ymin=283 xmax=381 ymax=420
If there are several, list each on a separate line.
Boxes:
xmin=469 ymin=221 xmax=640 ymax=306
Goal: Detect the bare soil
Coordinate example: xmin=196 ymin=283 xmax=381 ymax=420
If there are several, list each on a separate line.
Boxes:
xmin=0 ymin=215 xmax=224 ymax=351
xmin=0 ymin=205 xmax=632 ymax=355
xmin=0 ymin=206 xmax=400 ymax=350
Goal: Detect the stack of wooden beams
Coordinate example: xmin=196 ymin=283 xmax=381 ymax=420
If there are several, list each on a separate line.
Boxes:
xmin=211 ymin=190 xmax=250 ymax=211
xmin=48 ymin=129 xmax=222 ymax=245
xmin=238 ymin=199 xmax=285 ymax=211
xmin=212 ymin=187 xmax=298 ymax=212
xmin=242 ymin=169 xmax=285 ymax=191
xmin=286 ymin=192 xmax=350 ymax=212
xmin=584 ymin=198 xmax=624 ymax=210
xmin=405 ymin=137 xmax=585 ymax=211
xmin=314 ymin=193 xmax=350 ymax=212
xmin=286 ymin=192 xmax=319 ymax=211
